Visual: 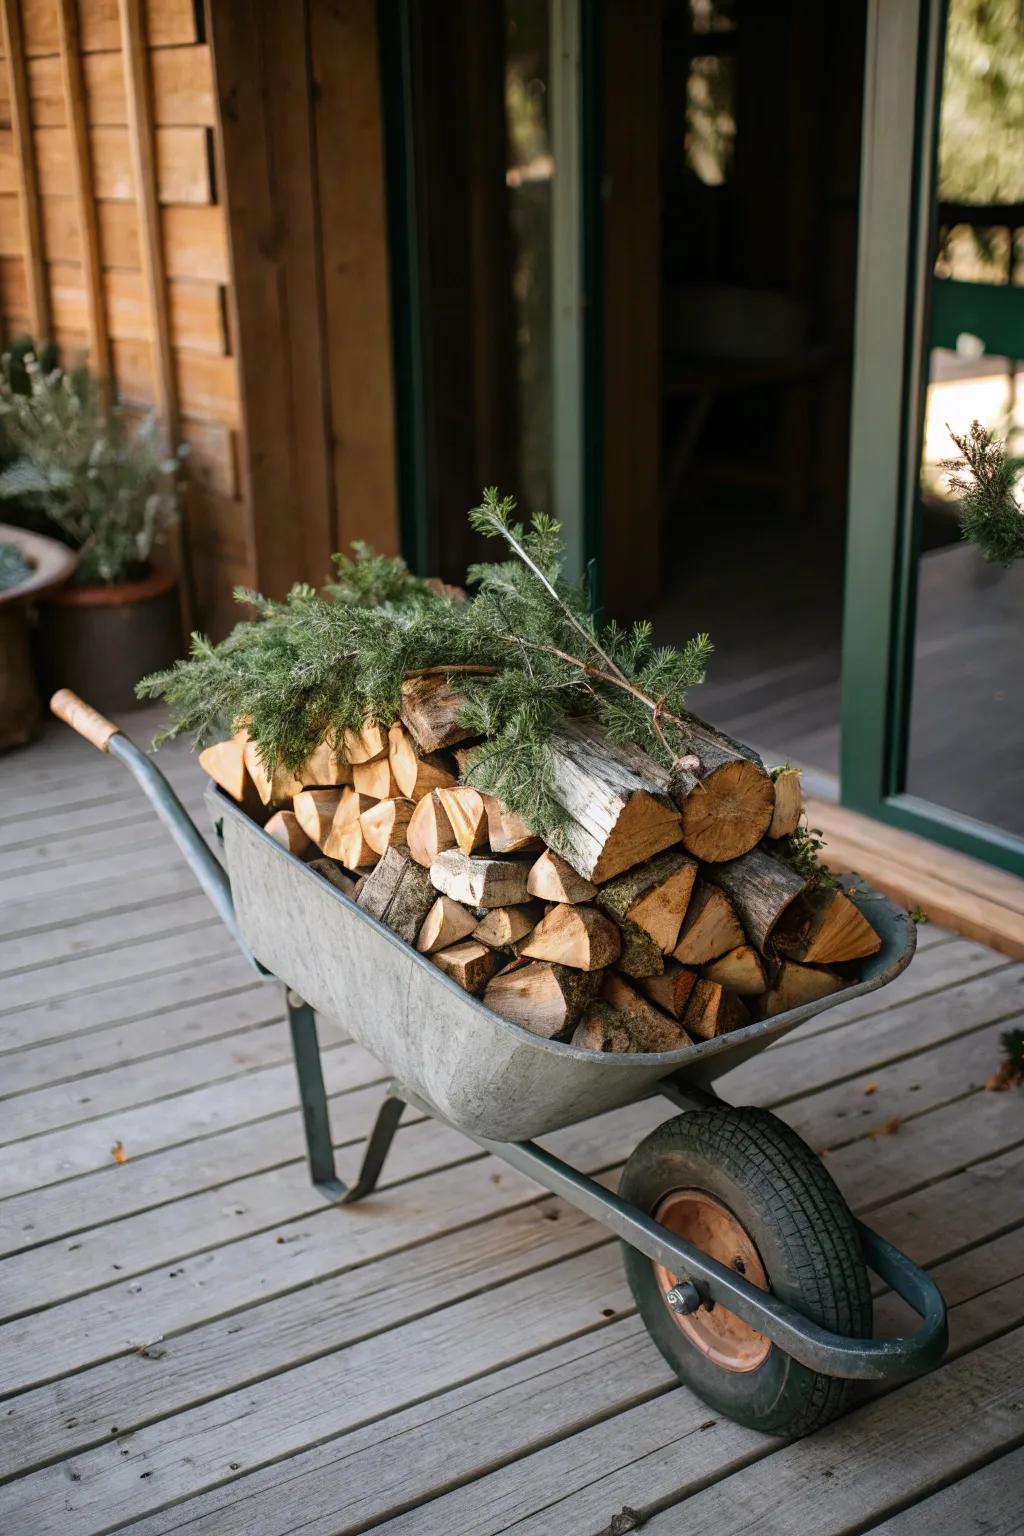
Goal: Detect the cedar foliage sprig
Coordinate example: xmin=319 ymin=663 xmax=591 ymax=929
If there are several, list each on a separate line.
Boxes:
xmin=138 ymin=492 xmax=712 ymax=842
xmin=942 ymin=420 xmax=1024 ymax=567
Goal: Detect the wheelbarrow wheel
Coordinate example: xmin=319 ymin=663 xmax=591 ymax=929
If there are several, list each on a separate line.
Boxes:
xmin=619 ymin=1104 xmax=872 ymax=1438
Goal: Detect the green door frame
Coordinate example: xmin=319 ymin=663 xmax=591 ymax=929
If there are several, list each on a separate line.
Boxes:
xmin=841 ymin=0 xmax=1024 ymax=877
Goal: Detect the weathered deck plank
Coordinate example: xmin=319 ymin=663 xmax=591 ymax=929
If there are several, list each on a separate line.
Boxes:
xmin=0 ymin=717 xmax=1017 ymax=1536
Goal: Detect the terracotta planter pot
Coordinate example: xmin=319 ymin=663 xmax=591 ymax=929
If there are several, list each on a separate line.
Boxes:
xmin=38 ymin=566 xmax=183 ymax=714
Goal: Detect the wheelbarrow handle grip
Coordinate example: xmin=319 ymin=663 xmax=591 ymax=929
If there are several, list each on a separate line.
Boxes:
xmin=50 ymin=689 xmax=121 ymax=753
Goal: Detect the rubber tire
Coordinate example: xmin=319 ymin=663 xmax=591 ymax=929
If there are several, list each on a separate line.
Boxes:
xmin=620 ymin=1105 xmax=872 ymax=1437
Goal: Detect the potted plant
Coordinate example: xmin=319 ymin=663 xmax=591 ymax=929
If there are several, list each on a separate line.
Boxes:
xmin=0 ymin=523 xmax=78 ymax=749
xmin=0 ymin=354 xmax=183 ymax=712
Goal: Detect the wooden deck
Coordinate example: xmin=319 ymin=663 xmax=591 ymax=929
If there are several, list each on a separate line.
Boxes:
xmin=1 ymin=709 xmax=1023 ymax=1536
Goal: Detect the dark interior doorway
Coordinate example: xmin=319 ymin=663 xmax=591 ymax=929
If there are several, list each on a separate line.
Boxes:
xmin=641 ymin=0 xmax=869 ymax=774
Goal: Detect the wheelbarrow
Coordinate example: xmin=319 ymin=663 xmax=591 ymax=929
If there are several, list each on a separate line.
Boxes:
xmin=51 ymin=689 xmax=948 ymax=1438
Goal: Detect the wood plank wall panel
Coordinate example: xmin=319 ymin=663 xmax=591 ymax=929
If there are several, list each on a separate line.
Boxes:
xmin=0 ymin=0 xmax=250 ymax=634
xmin=310 ymin=0 xmax=399 ymax=555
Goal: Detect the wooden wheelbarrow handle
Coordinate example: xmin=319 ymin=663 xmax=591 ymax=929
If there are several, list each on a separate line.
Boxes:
xmin=50 ymin=689 xmax=122 ymax=752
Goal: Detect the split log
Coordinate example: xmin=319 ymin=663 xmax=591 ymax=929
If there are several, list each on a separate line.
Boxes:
xmin=636 ymin=963 xmax=698 ymax=1019
xmin=307 ymin=856 xmax=358 ymax=897
xmin=341 ymin=719 xmax=388 ymax=764
xmin=360 ymin=797 xmax=416 ymax=856
xmin=702 ymin=945 xmax=768 ymax=996
xmin=293 ymin=788 xmax=347 ymax=850
xmin=320 ymin=791 xmax=379 ymax=858
xmin=432 ymin=940 xmax=500 ymax=995
xmin=407 ymin=789 xmax=458 ymax=867
xmin=595 ymin=849 xmax=697 ymax=952
xmin=767 ymin=767 xmax=803 ymax=840
xmin=599 ymin=974 xmax=692 ymax=1051
xmin=383 ymin=859 xmax=436 ymax=943
xmin=613 ymin=918 xmax=666 ymax=979
xmin=672 ymin=883 xmax=745 ymax=966
xmin=671 ymin=717 xmax=774 ymax=863
xmin=242 ymin=740 xmax=304 ymax=807
xmin=526 ymin=848 xmax=597 ymax=905
xmin=682 ymin=978 xmax=748 ymax=1039
xmin=300 ymin=736 xmax=352 ymax=787
xmin=705 ymin=846 xmax=807 ymax=952
xmin=388 ymin=722 xmax=456 ymax=800
xmin=198 ymin=732 xmax=260 ymax=811
xmin=480 ymin=794 xmax=543 ymax=854
xmin=264 ymin=810 xmax=310 ymax=855
xmin=352 ymin=757 xmax=402 ymax=799
xmin=473 ymin=903 xmax=544 ymax=950
xmin=331 ymin=820 xmax=382 ymax=871
xmin=429 ymin=850 xmax=532 ymax=908
xmin=760 ymin=960 xmax=844 ymax=1018
xmin=483 ymin=959 xmax=602 ymax=1038
xmin=772 ymin=887 xmax=882 ymax=965
xmin=544 ymin=718 xmax=683 ymax=884
xmin=519 ymin=904 xmax=621 ymax=972
xmin=416 ymin=895 xmax=479 ymax=954
xmin=438 ymin=786 xmax=489 ymax=854
xmin=571 ymin=1002 xmax=640 ymax=1054
xmin=400 ymin=676 xmax=475 ymax=752
xmin=356 ymin=846 xmax=408 ymax=920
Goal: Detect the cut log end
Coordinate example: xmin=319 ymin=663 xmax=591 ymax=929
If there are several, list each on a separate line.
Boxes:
xmin=264 ymin=809 xmax=311 ymax=856
xmin=519 ymin=904 xmax=622 ymax=971
xmin=432 ymin=941 xmax=500 ymax=995
xmin=767 ymin=767 xmax=803 ymax=840
xmin=526 ymin=848 xmax=597 ymax=905
xmin=773 ymin=888 xmax=882 ymax=965
xmin=679 ymin=758 xmax=774 ymax=863
xmin=484 ymin=960 xmax=602 ymax=1038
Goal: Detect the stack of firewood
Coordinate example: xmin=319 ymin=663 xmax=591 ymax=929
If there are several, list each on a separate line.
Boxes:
xmin=200 ymin=676 xmax=881 ymax=1054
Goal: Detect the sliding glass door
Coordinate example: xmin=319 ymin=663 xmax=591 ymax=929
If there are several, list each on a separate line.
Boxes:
xmin=842 ymin=0 xmax=1024 ymax=874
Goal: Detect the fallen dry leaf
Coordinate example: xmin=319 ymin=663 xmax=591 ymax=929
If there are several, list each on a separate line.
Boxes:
xmin=863 ymin=1081 xmax=879 ymax=1096
xmin=869 ymin=1116 xmax=902 ymax=1138
xmin=111 ymin=1140 xmax=127 ymax=1164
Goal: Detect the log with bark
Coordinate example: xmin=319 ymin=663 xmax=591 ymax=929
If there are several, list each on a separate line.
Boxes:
xmin=429 ymin=850 xmax=532 ymax=908
xmin=400 ymin=676 xmax=476 ymax=753
xmin=772 ymin=887 xmax=882 ymax=965
xmin=357 ymin=847 xmax=435 ymax=941
xmin=683 ymin=978 xmax=749 ymax=1040
xmin=519 ymin=903 xmax=622 ymax=971
xmin=595 ymin=849 xmax=697 ymax=952
xmin=307 ymin=856 xmax=358 ymax=896
xmin=598 ymin=973 xmax=693 ymax=1051
xmin=704 ymin=846 xmax=807 ymax=951
xmin=483 ymin=959 xmax=603 ymax=1038
xmin=544 ymin=718 xmax=683 ymax=884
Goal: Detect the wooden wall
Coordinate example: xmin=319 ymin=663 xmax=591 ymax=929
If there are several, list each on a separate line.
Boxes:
xmin=0 ymin=0 xmax=400 ymax=637
xmin=0 ymin=0 xmax=247 ymax=634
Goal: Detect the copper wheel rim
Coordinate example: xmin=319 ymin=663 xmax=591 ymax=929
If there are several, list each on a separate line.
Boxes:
xmin=653 ymin=1188 xmax=772 ymax=1372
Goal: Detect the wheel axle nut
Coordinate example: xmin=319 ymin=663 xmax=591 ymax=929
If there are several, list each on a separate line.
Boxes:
xmin=664 ymin=1281 xmax=703 ymax=1315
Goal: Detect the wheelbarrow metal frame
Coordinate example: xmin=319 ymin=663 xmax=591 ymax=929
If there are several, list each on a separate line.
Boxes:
xmin=97 ymin=728 xmax=948 ymax=1387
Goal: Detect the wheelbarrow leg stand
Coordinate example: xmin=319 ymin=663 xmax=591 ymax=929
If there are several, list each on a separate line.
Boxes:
xmin=286 ymin=991 xmax=405 ymax=1204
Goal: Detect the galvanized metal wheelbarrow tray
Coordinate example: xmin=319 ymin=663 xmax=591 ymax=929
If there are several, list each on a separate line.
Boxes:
xmin=52 ymin=691 xmax=949 ymax=1398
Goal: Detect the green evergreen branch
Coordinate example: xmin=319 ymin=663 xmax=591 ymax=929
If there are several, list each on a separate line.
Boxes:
xmin=942 ymin=420 xmax=1024 ymax=567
